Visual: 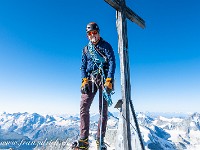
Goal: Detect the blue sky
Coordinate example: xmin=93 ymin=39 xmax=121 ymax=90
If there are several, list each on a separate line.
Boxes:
xmin=0 ymin=0 xmax=199 ymax=114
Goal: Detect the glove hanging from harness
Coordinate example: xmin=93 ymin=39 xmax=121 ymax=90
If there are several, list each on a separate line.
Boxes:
xmin=104 ymin=78 xmax=113 ymax=94
xmin=81 ymin=78 xmax=89 ymax=94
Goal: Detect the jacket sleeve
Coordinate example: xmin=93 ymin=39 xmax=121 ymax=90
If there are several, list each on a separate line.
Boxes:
xmin=80 ymin=47 xmax=88 ymax=79
xmin=105 ymin=43 xmax=116 ymax=79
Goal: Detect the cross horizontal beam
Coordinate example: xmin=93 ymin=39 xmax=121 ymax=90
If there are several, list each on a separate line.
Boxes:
xmin=104 ymin=0 xmax=145 ymax=28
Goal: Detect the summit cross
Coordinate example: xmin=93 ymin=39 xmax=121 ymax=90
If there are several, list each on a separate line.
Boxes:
xmin=104 ymin=0 xmax=145 ymax=150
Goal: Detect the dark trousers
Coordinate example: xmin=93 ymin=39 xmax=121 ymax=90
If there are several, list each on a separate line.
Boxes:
xmin=80 ymin=75 xmax=108 ymax=139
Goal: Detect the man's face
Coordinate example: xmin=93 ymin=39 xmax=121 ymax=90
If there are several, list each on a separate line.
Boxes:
xmin=87 ymin=30 xmax=100 ymax=44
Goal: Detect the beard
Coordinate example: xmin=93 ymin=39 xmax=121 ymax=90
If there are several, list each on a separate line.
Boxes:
xmin=91 ymin=37 xmax=97 ymax=43
xmin=90 ymin=36 xmax=100 ymax=44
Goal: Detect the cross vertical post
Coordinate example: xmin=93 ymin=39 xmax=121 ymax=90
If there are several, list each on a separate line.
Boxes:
xmin=104 ymin=0 xmax=145 ymax=149
xmin=116 ymin=0 xmax=132 ymax=150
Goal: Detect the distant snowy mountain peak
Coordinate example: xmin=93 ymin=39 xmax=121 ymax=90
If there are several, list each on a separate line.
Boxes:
xmin=0 ymin=111 xmax=200 ymax=150
xmin=137 ymin=112 xmax=154 ymax=126
xmin=190 ymin=112 xmax=200 ymax=121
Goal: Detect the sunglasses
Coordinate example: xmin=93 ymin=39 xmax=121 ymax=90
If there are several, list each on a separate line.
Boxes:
xmin=87 ymin=30 xmax=98 ymax=36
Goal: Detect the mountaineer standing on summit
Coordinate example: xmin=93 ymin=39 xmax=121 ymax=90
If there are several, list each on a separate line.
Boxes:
xmin=77 ymin=22 xmax=116 ymax=150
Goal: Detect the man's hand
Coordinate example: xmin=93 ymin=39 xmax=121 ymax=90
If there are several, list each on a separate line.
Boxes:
xmin=81 ymin=78 xmax=89 ymax=94
xmin=104 ymin=78 xmax=113 ymax=93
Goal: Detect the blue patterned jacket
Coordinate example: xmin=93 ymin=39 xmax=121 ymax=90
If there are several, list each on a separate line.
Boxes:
xmin=81 ymin=38 xmax=116 ymax=79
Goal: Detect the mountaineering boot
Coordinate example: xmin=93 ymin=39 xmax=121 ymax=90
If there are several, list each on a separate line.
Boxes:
xmin=96 ymin=138 xmax=107 ymax=150
xmin=71 ymin=138 xmax=89 ymax=150
xmin=78 ymin=138 xmax=89 ymax=149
